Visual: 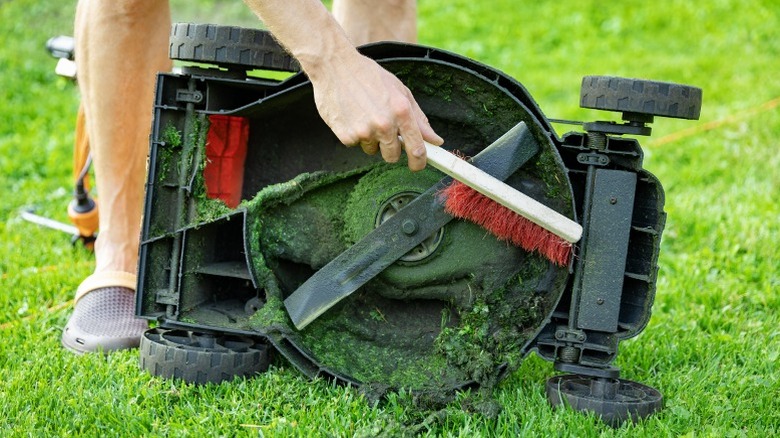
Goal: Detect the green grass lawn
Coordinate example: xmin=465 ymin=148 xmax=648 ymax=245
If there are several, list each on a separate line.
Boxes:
xmin=1 ymin=0 xmax=778 ymax=436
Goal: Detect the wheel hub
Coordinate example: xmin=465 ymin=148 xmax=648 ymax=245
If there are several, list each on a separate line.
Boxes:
xmin=375 ymin=191 xmax=444 ymax=263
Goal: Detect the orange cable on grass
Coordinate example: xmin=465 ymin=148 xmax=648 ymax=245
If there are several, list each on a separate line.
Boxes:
xmin=648 ymin=96 xmax=780 ymax=147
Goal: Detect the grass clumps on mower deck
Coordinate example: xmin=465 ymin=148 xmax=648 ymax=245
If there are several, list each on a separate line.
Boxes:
xmin=242 ymin=157 xmax=569 ymax=397
xmin=179 ymin=54 xmax=574 ymax=403
xmin=435 ymin=257 xmax=554 ymax=387
xmin=342 ymin=163 xmax=443 ymax=244
xmin=242 ymin=167 xmax=371 ymax=289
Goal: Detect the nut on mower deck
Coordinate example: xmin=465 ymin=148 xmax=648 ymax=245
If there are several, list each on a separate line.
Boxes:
xmin=136 ymin=23 xmax=702 ymax=425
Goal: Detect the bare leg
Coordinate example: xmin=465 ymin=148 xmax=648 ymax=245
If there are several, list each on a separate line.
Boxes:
xmin=76 ymin=0 xmax=171 ymax=279
xmin=63 ymin=0 xmax=171 ymax=353
xmin=332 ymin=0 xmax=417 ymax=46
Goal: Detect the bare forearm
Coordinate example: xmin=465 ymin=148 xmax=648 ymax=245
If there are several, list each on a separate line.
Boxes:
xmin=242 ymin=0 xmax=358 ymax=78
xmin=242 ymin=0 xmax=443 ymax=170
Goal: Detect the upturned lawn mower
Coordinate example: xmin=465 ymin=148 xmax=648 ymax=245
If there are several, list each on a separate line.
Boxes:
xmin=135 ymin=23 xmax=702 ymax=425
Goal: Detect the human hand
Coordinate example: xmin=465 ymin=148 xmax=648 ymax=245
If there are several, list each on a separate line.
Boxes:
xmin=241 ymin=0 xmax=442 ymax=170
xmin=309 ymin=52 xmax=444 ymax=171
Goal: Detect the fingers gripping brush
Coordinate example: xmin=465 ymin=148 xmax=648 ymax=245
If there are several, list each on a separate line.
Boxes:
xmin=425 ymin=143 xmax=582 ymax=266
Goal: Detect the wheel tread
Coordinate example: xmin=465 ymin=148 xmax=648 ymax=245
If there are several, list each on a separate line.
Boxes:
xmin=580 ymin=75 xmax=702 ymax=120
xmin=139 ymin=328 xmax=270 ymax=384
xmin=169 ymin=22 xmax=300 ymax=72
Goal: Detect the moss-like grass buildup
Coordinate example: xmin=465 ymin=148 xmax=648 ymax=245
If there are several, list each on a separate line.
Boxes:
xmin=435 ymin=257 xmax=552 ymax=388
xmin=162 ymin=122 xmax=183 ymax=148
xmin=343 ymin=163 xmax=444 ymax=244
xmin=243 ymin=157 xmax=569 ymax=395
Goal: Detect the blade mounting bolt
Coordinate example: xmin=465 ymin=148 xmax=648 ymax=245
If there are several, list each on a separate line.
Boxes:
xmin=401 ymin=219 xmax=418 ymax=235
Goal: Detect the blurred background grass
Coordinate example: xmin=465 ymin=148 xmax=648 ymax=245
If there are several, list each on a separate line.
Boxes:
xmin=0 ymin=0 xmax=777 ymax=436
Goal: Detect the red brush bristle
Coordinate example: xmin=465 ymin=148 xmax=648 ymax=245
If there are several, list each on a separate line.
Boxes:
xmin=440 ymin=181 xmax=572 ymax=266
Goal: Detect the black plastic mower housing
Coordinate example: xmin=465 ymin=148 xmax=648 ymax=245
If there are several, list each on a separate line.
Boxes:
xmin=136 ymin=39 xmax=665 ymax=389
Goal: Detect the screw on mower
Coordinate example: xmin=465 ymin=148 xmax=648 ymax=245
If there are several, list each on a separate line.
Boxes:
xmin=128 ymin=23 xmax=702 ymax=426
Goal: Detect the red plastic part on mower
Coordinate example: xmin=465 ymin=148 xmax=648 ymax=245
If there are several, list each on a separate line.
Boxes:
xmin=204 ymin=115 xmax=250 ymax=208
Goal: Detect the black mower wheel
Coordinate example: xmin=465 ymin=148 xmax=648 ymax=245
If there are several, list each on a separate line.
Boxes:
xmin=139 ymin=328 xmax=269 ymax=384
xmin=580 ymin=75 xmax=702 ymax=120
xmin=546 ymin=374 xmax=663 ymax=426
xmin=169 ymin=23 xmax=300 ymax=72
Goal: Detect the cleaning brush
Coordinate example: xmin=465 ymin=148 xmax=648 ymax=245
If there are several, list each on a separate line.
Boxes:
xmin=423 ymin=142 xmax=582 ymax=266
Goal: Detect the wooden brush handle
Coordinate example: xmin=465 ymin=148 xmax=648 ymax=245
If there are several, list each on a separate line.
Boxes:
xmin=424 ymin=142 xmax=583 ymax=243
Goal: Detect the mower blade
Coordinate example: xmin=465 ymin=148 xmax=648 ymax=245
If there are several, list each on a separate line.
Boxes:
xmin=284 ymin=122 xmax=540 ymax=330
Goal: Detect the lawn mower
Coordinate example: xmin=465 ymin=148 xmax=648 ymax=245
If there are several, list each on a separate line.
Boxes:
xmin=133 ymin=24 xmax=701 ymax=425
